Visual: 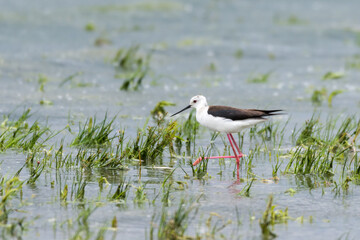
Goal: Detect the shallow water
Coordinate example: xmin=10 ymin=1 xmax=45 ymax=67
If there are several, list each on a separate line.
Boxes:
xmin=1 ymin=0 xmax=360 ymax=239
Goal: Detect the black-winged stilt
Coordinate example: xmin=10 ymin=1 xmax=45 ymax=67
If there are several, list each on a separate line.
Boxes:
xmin=171 ymin=95 xmax=282 ymax=176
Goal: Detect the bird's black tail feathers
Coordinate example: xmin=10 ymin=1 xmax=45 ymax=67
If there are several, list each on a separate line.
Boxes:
xmin=261 ymin=110 xmax=285 ymax=117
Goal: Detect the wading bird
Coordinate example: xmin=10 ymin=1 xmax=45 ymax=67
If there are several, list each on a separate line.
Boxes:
xmin=171 ymin=95 xmax=282 ymax=177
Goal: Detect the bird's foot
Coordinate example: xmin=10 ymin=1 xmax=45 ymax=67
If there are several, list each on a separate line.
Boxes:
xmin=193 ymin=157 xmax=203 ymax=166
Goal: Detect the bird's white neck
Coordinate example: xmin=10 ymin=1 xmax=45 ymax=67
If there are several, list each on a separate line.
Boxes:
xmin=195 ymin=105 xmax=209 ymax=121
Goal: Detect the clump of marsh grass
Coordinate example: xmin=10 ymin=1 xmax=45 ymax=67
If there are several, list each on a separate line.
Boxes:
xmin=108 ymin=180 xmax=130 ymax=203
xmin=238 ymin=178 xmax=255 ymax=197
xmin=246 ymin=72 xmax=271 ymax=84
xmin=113 ymin=45 xmax=150 ymax=71
xmin=59 ymin=72 xmax=85 ymax=88
xmin=322 ymin=71 xmax=345 ymax=80
xmin=74 ymin=143 xmax=127 ymax=170
xmin=255 ymin=118 xmax=289 ymax=150
xmin=70 ymin=173 xmax=87 ymax=202
xmin=68 ymin=206 xmax=97 ymax=239
xmin=26 ymin=160 xmax=46 ymax=185
xmin=123 ymin=120 xmax=178 ymax=164
xmin=69 ymin=119 xmax=178 ymax=168
xmin=259 ymin=195 xmax=277 ymax=239
xmin=152 ymin=168 xmax=177 ymax=207
xmin=113 ymin=45 xmax=151 ymax=91
xmin=0 ymin=176 xmax=26 ymax=238
xmin=175 ymin=111 xmax=199 ymax=155
xmin=1 ymin=108 xmax=32 ymax=129
xmin=133 ymin=182 xmax=148 ymax=206
xmin=0 ymin=109 xmax=52 ymax=152
xmin=154 ymin=197 xmax=200 ymax=240
xmin=285 ymin=145 xmax=334 ymax=175
xmin=295 ymin=115 xmax=319 ymax=146
xmin=119 ymin=68 xmax=148 ymax=91
xmin=345 ymin=54 xmax=360 ymax=70
xmin=287 ymin=116 xmax=360 ymax=177
xmin=150 ymin=101 xmax=175 ymax=122
xmin=310 ymin=88 xmax=344 ymax=107
xmin=190 ymin=156 xmax=209 ymax=180
xmin=71 ymin=114 xmax=117 ymax=147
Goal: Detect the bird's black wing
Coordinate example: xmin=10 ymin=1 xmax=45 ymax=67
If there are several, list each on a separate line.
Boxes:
xmin=208 ymin=106 xmax=282 ymax=121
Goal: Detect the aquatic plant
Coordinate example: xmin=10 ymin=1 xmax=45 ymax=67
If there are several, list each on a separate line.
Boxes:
xmin=272 ymin=154 xmax=282 ymax=177
xmin=70 ymin=173 xmax=87 ymax=202
xmin=234 ymin=49 xmax=244 ymax=59
xmin=287 ymin=116 xmax=360 ymax=176
xmin=119 ymin=68 xmax=148 ymax=91
xmin=26 ymin=160 xmax=46 ymax=184
xmin=239 ymin=178 xmax=255 ymax=197
xmin=310 ymin=88 xmax=327 ymax=106
xmin=310 ymin=88 xmax=344 ymax=107
xmin=156 ymin=197 xmax=199 ymax=240
xmin=61 ymin=184 xmax=68 ymax=202
xmin=74 ymin=145 xmax=126 ymax=170
xmin=0 ymin=176 xmax=26 ymax=238
xmin=69 ymin=206 xmax=97 ymax=239
xmin=345 ymin=54 xmax=360 ymax=70
xmin=295 ymin=115 xmax=319 ymax=146
xmin=150 ymin=101 xmax=175 ymax=121
xmin=114 ymin=45 xmax=150 ymax=71
xmin=322 ymin=71 xmax=345 ymax=80
xmin=206 ymin=62 xmax=217 ymax=72
xmin=59 ymin=72 xmax=86 ymax=88
xmin=0 ymin=109 xmax=52 ymax=152
xmin=190 ymin=147 xmax=211 ymax=179
xmin=123 ymin=120 xmax=178 ymax=164
xmin=85 ymin=22 xmax=96 ymax=32
xmin=109 ymin=180 xmax=130 ymax=202
xmin=273 ymin=14 xmax=307 ymax=25
xmin=113 ymin=45 xmax=151 ymax=91
xmin=151 ymin=168 xmax=176 ymax=207
xmin=246 ymin=72 xmax=271 ymax=84
xmin=332 ymin=177 xmax=352 ymax=197
xmin=71 ymin=114 xmax=117 ymax=147
xmin=94 ymin=36 xmax=112 ymax=47
xmin=259 ymin=195 xmax=277 ymax=239
xmin=37 ymin=74 xmax=48 ymax=93
xmin=133 ymin=182 xmax=148 ymax=205
xmin=328 ymin=90 xmax=345 ymax=107
xmin=175 ymin=110 xmax=199 ymax=155
xmin=201 ymin=213 xmax=233 ymax=239
xmin=285 ymin=145 xmax=334 ymax=175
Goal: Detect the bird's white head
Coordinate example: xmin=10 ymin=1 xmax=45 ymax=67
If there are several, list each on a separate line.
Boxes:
xmin=189 ymin=95 xmax=208 ymax=109
xmin=170 ymin=95 xmax=208 ymax=117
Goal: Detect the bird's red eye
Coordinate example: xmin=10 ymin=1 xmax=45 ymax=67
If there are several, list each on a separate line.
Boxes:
xmin=193 ymin=100 xmax=197 ymax=103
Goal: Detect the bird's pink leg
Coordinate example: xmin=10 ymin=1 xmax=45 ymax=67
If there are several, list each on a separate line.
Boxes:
xmin=229 ymin=133 xmax=243 ymax=158
xmin=227 ymin=134 xmax=241 ymax=178
xmin=192 ymin=134 xmax=243 ymax=166
xmin=193 ymin=155 xmax=242 ymax=166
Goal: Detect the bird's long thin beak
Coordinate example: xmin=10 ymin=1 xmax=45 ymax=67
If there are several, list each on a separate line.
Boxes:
xmin=170 ymin=105 xmax=191 ymax=117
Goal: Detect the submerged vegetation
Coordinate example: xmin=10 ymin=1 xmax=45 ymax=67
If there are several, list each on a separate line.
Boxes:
xmin=150 ymin=101 xmax=175 ymax=121
xmin=246 ymin=72 xmax=272 ymax=84
xmin=322 ymin=71 xmax=345 ymax=80
xmin=0 ymin=109 xmax=52 ymax=152
xmin=113 ymin=45 xmax=151 ymax=91
xmin=3 ymin=0 xmax=360 ymax=238
xmin=0 ymin=106 xmax=359 ymax=239
xmin=70 ymin=114 xmax=117 ymax=147
xmin=310 ymin=87 xmax=344 ymax=107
